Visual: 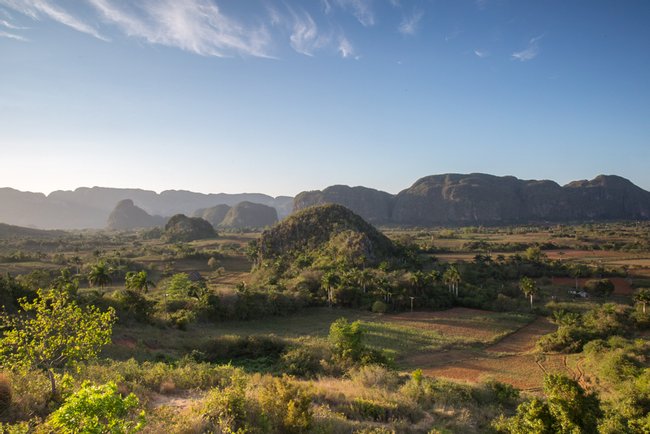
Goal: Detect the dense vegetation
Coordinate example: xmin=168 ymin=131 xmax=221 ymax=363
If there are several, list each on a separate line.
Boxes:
xmin=0 ymin=210 xmax=648 ymax=432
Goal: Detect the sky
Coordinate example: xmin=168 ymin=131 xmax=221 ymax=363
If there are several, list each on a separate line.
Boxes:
xmin=1 ymin=0 xmax=649 ymax=197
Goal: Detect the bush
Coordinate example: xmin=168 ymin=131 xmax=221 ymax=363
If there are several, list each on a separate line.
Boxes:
xmin=46 ymin=381 xmax=145 ymax=433
xmin=348 ymin=365 xmax=400 ymax=391
xmin=256 ymin=375 xmax=313 ymax=433
xmin=113 ymin=289 xmax=154 ymax=323
xmin=203 ymin=375 xmax=249 ymax=433
xmin=280 ymin=345 xmax=326 ymax=378
xmin=371 ymin=301 xmax=388 ymax=314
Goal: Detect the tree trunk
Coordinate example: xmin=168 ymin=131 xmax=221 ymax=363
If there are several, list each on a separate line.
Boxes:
xmin=644 ymin=302 xmax=647 ymax=314
xmin=530 ymin=294 xmax=534 ymax=310
xmin=46 ymin=369 xmax=56 ymax=400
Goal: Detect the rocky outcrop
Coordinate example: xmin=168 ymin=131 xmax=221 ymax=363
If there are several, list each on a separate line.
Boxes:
xmin=219 ymin=202 xmax=278 ymax=229
xmin=293 ymin=185 xmax=394 ymax=224
xmin=294 ymin=174 xmax=650 ymax=226
xmin=163 ymin=214 xmax=216 ymax=242
xmin=193 ymin=204 xmax=232 ymax=227
xmin=106 ymin=199 xmax=166 ymax=230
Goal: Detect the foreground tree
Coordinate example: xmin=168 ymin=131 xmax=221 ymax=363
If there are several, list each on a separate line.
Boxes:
xmin=519 ymin=276 xmax=539 ymax=309
xmin=0 ymin=288 xmax=116 ymax=398
xmin=125 ymin=270 xmax=155 ymax=293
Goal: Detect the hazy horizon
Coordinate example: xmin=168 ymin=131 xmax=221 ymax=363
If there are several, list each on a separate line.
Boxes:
xmin=1 ymin=0 xmax=649 ymax=196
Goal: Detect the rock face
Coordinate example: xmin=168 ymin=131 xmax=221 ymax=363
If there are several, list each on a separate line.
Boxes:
xmin=293 ymin=174 xmax=650 ymax=226
xmin=163 ymin=214 xmax=216 ymax=242
xmin=293 ymin=185 xmax=395 ymax=224
xmin=0 ymin=187 xmax=293 ymax=229
xmin=193 ymin=204 xmax=232 ymax=227
xmin=106 ymin=199 xmax=166 ymax=230
xmin=219 ymin=201 xmax=278 ymax=229
xmin=258 ymin=204 xmax=396 ymax=266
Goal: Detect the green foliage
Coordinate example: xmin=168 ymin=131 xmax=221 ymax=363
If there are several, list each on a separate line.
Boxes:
xmin=519 ymin=276 xmax=538 ymax=309
xmin=371 ymin=300 xmax=388 ymax=313
xmin=0 ymin=288 xmax=116 ymax=397
xmin=493 ymin=374 xmax=601 ymax=434
xmin=329 ymin=318 xmax=364 ymax=362
xmin=634 ymin=287 xmax=650 ymax=314
xmin=280 ymin=345 xmax=326 ymax=378
xmin=112 ymin=289 xmax=154 ymax=323
xmin=87 ymin=261 xmax=113 ymax=289
xmin=256 ymin=375 xmax=313 ymax=433
xmin=164 ymin=273 xmax=206 ymax=299
xmin=47 ymin=381 xmax=145 ymax=433
xmin=124 ymin=271 xmax=154 ymax=293
xmin=203 ymin=375 xmax=249 ymax=434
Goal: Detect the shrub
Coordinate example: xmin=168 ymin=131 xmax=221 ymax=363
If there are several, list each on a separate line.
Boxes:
xmin=256 ymin=375 xmax=313 ymax=433
xmin=168 ymin=309 xmax=196 ymax=330
xmin=203 ymin=376 xmax=249 ymax=433
xmin=371 ymin=301 xmax=388 ymax=314
xmin=113 ymin=289 xmax=154 ymax=323
xmin=46 ymin=381 xmax=145 ymax=433
xmin=348 ymin=365 xmax=400 ymax=391
xmin=280 ymin=345 xmax=326 ymax=378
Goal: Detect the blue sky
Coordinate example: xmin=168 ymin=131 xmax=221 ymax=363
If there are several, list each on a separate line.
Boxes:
xmin=1 ymin=0 xmax=649 ymax=196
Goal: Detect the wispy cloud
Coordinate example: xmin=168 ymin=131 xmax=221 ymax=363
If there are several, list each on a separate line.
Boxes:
xmin=86 ymin=0 xmax=271 ymax=57
xmin=0 ymin=18 xmax=26 ymax=29
xmin=474 ymin=49 xmax=489 ymax=58
xmin=334 ymin=0 xmax=374 ymax=27
xmin=512 ymin=35 xmax=543 ymax=62
xmin=0 ymin=29 xmax=26 ymax=40
xmin=338 ymin=35 xmax=355 ymax=58
xmin=0 ymin=0 xmax=106 ymax=40
xmin=475 ymin=0 xmax=488 ymax=10
xmin=288 ymin=9 xmax=327 ymax=56
xmin=398 ymin=9 xmax=422 ymax=35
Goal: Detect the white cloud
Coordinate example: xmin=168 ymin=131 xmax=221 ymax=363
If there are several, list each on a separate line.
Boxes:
xmin=86 ymin=0 xmax=272 ymax=57
xmin=338 ymin=35 xmax=354 ymax=58
xmin=398 ymin=9 xmax=422 ymax=35
xmin=334 ymin=0 xmax=374 ymax=26
xmin=0 ymin=0 xmax=106 ymax=40
xmin=512 ymin=35 xmax=543 ymax=62
xmin=474 ymin=49 xmax=489 ymax=58
xmin=0 ymin=29 xmax=26 ymax=40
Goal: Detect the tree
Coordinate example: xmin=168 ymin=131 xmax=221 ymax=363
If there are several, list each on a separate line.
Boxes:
xmin=443 ymin=266 xmax=461 ymax=297
xmin=328 ymin=318 xmax=364 ymax=362
xmin=519 ymin=276 xmax=539 ymax=310
xmin=0 ymin=288 xmax=116 ymax=399
xmin=634 ymin=287 xmax=650 ymax=314
xmin=87 ymin=261 xmax=113 ymax=289
xmin=125 ymin=270 xmax=154 ymax=293
xmin=321 ymin=271 xmax=340 ymax=307
xmin=544 ymin=374 xmax=601 ymax=433
xmin=48 ymin=381 xmax=145 ymax=433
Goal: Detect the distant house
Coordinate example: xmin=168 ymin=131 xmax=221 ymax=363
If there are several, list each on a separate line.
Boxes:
xmin=568 ymin=289 xmax=589 ymax=298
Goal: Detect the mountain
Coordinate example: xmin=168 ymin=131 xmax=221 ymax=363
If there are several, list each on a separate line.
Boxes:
xmin=193 ymin=204 xmax=232 ymax=227
xmin=294 ymin=174 xmax=650 ymax=225
xmin=163 ymin=214 xmax=216 ymax=242
xmin=257 ymin=204 xmax=397 ymax=268
xmin=293 ymin=185 xmax=394 ymax=224
xmin=0 ymin=187 xmax=294 ymax=229
xmin=106 ymin=199 xmax=166 ymax=230
xmin=219 ymin=201 xmax=278 ymax=229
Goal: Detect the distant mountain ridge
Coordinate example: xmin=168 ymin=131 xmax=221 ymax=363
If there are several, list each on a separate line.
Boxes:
xmin=294 ymin=173 xmax=650 ymax=225
xmin=0 ymin=187 xmax=293 ymax=230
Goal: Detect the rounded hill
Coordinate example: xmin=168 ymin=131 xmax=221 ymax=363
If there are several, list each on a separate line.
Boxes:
xmin=257 ymin=204 xmax=396 ymax=267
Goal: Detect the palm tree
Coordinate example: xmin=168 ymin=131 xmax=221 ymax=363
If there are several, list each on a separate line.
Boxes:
xmin=634 ymin=287 xmax=650 ymax=314
xmin=519 ymin=276 xmax=538 ymax=310
xmin=87 ymin=261 xmax=112 ymax=289
xmin=125 ymin=270 xmax=155 ymax=293
xmin=443 ymin=266 xmax=461 ymax=297
xmin=358 ymin=269 xmax=374 ymax=294
xmin=321 ymin=271 xmax=340 ymax=307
